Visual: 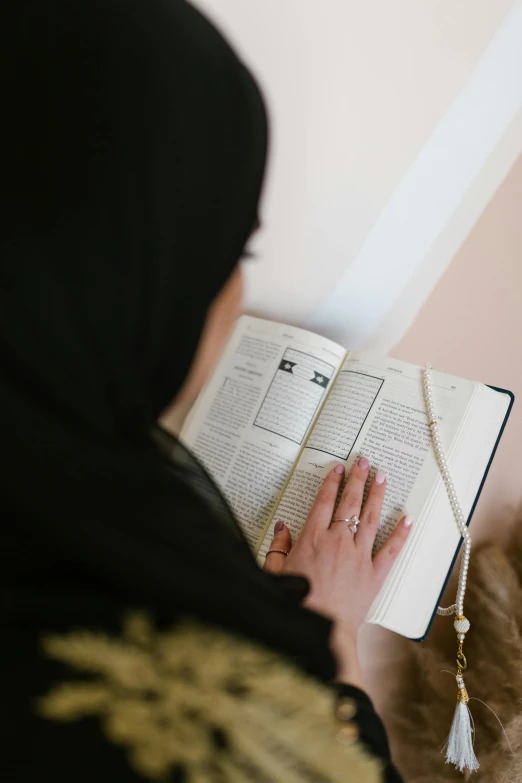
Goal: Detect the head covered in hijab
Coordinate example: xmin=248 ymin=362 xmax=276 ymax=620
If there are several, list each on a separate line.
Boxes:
xmin=1 ymin=0 xmax=335 ymax=679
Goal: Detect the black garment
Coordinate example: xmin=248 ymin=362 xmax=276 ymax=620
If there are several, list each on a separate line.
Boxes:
xmin=1 ymin=1 xmax=401 ymax=780
xmin=4 ymin=582 xmax=403 ymax=782
xmin=1 ymin=0 xmax=333 ymax=678
xmin=336 ymin=686 xmax=404 ymax=783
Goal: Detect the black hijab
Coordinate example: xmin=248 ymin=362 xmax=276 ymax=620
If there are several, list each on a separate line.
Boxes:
xmin=1 ymin=0 xmax=335 ymax=680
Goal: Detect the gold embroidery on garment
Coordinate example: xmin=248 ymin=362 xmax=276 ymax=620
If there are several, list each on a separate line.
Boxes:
xmin=39 ymin=612 xmax=380 ymax=783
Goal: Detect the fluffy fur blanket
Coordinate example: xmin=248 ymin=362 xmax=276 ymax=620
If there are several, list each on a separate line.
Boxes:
xmin=386 ymin=529 xmax=522 ymax=782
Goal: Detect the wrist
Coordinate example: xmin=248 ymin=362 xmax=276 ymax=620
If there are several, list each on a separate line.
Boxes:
xmin=330 ymin=621 xmax=364 ymax=688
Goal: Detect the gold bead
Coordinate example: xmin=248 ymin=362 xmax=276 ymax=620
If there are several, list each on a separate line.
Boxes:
xmin=336 ymin=723 xmax=359 ymax=746
xmin=336 ymin=697 xmax=357 ymax=721
xmin=457 ymin=686 xmax=469 ymax=704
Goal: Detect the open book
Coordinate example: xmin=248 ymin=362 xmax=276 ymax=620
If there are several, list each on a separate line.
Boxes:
xmin=181 ymin=316 xmax=513 ymax=640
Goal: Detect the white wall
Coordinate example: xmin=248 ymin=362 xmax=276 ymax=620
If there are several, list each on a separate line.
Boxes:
xmin=192 ymin=0 xmax=522 ymax=349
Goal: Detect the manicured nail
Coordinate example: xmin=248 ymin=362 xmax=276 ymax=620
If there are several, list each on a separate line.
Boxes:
xmin=375 ymin=470 xmax=386 ymax=484
xmin=358 ymin=456 xmax=369 ymax=469
xmin=335 ymin=463 xmax=345 ymax=474
xmin=403 ymin=515 xmax=414 ymax=528
xmin=274 ymin=520 xmax=284 ymax=533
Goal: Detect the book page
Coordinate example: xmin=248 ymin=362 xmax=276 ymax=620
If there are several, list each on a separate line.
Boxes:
xmin=378 ymin=382 xmax=510 ymax=637
xmin=257 ymin=352 xmax=474 ymax=569
xmin=181 ymin=316 xmax=346 ymax=549
xmin=258 ymin=352 xmax=511 ymax=638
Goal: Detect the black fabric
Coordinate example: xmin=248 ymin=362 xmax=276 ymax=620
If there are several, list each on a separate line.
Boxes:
xmin=336 ymin=685 xmax=404 ymax=783
xmin=1 ymin=0 xmax=335 ymax=692
xmin=1 ymin=1 xmax=397 ymax=780
xmin=2 ymin=0 xmax=266 ymax=432
xmin=4 ymin=594 xmax=157 ymax=783
xmin=3 ymin=597 xmax=394 ymax=783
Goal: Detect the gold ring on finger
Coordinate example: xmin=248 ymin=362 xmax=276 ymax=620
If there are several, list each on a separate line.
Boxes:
xmin=331 ymin=515 xmax=360 ymax=535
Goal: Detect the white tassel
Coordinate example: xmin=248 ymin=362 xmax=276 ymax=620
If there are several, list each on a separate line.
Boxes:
xmin=443 ymin=674 xmax=479 ymax=773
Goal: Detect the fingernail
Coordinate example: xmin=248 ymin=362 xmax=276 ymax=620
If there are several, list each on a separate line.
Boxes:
xmin=403 ymin=515 xmax=414 ymax=528
xmin=358 ymin=456 xmax=369 ymax=469
xmin=375 ymin=470 xmax=386 ymax=484
xmin=274 ymin=520 xmax=284 ymax=533
xmin=334 ymin=463 xmax=345 ymax=474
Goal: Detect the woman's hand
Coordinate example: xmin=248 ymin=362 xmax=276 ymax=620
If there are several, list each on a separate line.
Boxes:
xmin=263 ymin=458 xmax=413 ymax=684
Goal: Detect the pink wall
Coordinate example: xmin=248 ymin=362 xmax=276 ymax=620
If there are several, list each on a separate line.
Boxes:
xmin=394 ymin=154 xmax=522 ymax=544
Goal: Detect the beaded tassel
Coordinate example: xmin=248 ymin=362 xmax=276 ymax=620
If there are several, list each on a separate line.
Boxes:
xmin=443 ymin=617 xmax=479 ymax=772
xmin=423 ymin=364 xmax=479 ymax=774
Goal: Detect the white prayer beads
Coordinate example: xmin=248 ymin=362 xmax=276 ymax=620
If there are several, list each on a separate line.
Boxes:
xmin=422 ymin=364 xmax=471 ymax=618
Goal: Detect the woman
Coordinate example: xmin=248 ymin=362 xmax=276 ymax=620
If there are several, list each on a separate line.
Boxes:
xmin=2 ymin=1 xmax=410 ymax=780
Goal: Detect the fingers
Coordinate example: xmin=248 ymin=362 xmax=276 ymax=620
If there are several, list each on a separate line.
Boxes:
xmin=263 ymin=521 xmax=293 ymax=574
xmin=356 ymin=468 xmax=386 ymax=552
xmin=301 ymin=464 xmax=345 ymax=535
xmin=332 ymin=457 xmax=370 ymax=527
xmin=373 ymin=515 xmax=414 ymax=583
